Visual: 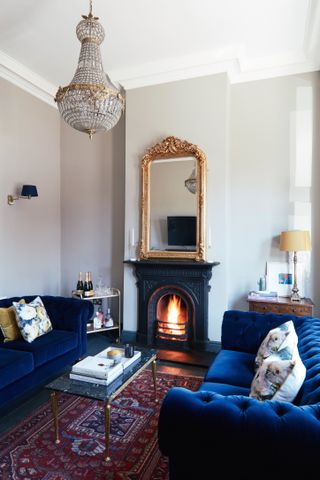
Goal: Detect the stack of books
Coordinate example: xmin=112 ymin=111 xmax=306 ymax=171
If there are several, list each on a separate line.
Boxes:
xmin=70 ymin=357 xmax=123 ymax=385
xmin=70 ymin=347 xmax=141 ymax=386
xmin=247 ymin=290 xmax=279 ymax=302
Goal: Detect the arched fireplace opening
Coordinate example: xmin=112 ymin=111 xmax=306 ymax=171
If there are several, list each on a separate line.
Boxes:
xmin=148 ymin=286 xmax=195 ymax=350
xmin=157 ymin=294 xmax=188 ymax=340
xmin=156 ymin=293 xmax=188 ymax=345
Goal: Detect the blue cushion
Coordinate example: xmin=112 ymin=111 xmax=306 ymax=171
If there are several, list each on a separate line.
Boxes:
xmin=204 ymin=349 xmax=255 ymax=388
xmin=0 ymin=330 xmax=77 ymax=367
xmin=199 ymin=382 xmax=250 ymax=396
xmin=0 ymin=349 xmax=34 ymax=389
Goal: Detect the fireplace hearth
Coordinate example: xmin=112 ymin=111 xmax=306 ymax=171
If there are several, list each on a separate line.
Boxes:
xmin=126 ymin=260 xmax=219 ymax=351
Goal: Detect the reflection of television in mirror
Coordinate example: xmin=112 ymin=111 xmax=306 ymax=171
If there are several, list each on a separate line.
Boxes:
xmin=167 ymin=216 xmax=196 ymax=250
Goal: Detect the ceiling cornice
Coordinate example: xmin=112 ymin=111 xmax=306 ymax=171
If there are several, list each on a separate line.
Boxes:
xmin=0 ymin=46 xmax=319 ymax=105
xmin=0 ymin=50 xmax=56 ymax=107
xmin=117 ymin=51 xmax=319 ymax=90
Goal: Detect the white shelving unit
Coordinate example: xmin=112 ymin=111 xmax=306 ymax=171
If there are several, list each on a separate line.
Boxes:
xmin=72 ymin=288 xmax=121 ymax=342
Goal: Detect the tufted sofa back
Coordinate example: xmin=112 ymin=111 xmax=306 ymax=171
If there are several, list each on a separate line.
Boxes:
xmin=221 ymin=310 xmax=320 ymax=406
xmin=0 ymin=296 xmax=93 ymax=343
xmin=295 ymin=318 xmax=320 ymax=405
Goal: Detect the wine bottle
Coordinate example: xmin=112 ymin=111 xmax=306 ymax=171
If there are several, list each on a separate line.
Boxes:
xmin=88 ymin=271 xmax=94 ymax=296
xmin=76 ymin=272 xmax=84 ymax=296
xmin=83 ymin=272 xmax=93 ymax=297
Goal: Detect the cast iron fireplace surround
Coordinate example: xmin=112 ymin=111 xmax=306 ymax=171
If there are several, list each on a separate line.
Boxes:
xmin=126 ymin=260 xmax=219 ymax=351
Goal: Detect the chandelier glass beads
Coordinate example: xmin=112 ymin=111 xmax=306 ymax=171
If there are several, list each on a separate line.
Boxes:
xmin=55 ymin=1 xmax=124 ymax=139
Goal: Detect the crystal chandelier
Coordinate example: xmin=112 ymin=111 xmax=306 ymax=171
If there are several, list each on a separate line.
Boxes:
xmin=55 ymin=0 xmax=124 ymax=139
xmin=184 ymin=168 xmax=197 ymax=194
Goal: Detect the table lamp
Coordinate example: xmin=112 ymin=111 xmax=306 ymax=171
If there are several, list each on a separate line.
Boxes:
xmin=279 ymin=230 xmax=311 ymax=302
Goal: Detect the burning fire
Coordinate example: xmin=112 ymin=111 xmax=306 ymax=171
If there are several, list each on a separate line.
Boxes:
xmin=167 ymin=295 xmax=182 ymax=325
xmin=157 ymin=294 xmax=187 ymax=338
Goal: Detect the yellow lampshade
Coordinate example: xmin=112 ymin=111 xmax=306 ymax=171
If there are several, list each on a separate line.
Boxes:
xmin=279 ymin=230 xmax=311 ymax=252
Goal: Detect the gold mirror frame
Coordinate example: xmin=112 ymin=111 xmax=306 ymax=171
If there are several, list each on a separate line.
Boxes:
xmin=140 ymin=136 xmax=207 ymax=261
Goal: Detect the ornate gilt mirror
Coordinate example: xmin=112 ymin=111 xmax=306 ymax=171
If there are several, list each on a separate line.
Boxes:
xmin=140 ymin=136 xmax=207 ymax=261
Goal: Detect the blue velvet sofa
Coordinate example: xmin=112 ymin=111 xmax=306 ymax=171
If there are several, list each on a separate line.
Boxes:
xmin=158 ymin=310 xmax=320 ymax=477
xmin=0 ymin=295 xmax=93 ymax=411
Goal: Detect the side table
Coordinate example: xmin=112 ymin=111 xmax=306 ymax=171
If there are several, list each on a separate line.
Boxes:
xmin=248 ymin=297 xmax=314 ymax=317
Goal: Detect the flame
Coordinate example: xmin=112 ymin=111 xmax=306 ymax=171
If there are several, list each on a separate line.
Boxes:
xmin=157 ymin=294 xmax=187 ymax=340
xmin=167 ymin=295 xmax=182 ymax=325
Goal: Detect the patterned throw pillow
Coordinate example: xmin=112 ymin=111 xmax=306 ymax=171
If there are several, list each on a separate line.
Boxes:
xmin=254 ymin=320 xmax=298 ymax=370
xmin=13 ymin=296 xmax=52 ymax=343
xmin=0 ymin=299 xmax=25 ymax=342
xmin=250 ymin=346 xmax=306 ymax=402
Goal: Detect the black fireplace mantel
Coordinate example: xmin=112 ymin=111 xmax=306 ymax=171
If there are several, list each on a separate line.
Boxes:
xmin=124 ymin=259 xmax=220 ymax=267
xmin=124 ymin=259 xmax=220 ymax=351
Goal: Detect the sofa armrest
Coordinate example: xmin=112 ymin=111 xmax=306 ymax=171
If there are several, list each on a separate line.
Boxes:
xmin=221 ymin=310 xmax=305 ymax=353
xmin=158 ymin=387 xmax=320 ymax=472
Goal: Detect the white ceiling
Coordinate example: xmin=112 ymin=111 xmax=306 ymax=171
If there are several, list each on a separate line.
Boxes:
xmin=0 ymin=0 xmax=319 ymax=106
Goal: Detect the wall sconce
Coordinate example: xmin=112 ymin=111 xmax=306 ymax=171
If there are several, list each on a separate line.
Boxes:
xmin=8 ymin=185 xmax=38 ymax=205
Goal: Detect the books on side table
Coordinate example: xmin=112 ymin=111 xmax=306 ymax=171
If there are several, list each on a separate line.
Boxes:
xmin=70 ymin=347 xmax=142 ymax=386
xmin=247 ymin=290 xmax=279 ymax=302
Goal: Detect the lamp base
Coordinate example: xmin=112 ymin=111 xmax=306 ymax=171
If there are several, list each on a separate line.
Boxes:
xmin=290 ymin=289 xmax=301 ymax=302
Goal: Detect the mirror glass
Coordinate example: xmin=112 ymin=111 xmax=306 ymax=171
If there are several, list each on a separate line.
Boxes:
xmin=140 ymin=136 xmax=207 ymax=261
xmin=149 ymin=157 xmax=197 ymax=251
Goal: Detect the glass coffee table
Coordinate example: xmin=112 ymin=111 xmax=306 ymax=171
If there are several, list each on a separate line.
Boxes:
xmin=46 ymin=347 xmax=157 ymax=461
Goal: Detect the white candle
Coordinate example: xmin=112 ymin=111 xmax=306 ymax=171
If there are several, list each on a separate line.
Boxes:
xmin=129 ymin=228 xmax=135 ymax=247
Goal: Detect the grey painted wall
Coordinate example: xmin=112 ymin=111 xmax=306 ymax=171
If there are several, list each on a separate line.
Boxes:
xmin=124 ymin=74 xmax=229 ymax=340
xmin=60 ymin=117 xmax=125 ymax=298
xmin=0 ymin=75 xmax=125 ymax=304
xmin=0 ymin=77 xmax=61 ymax=297
xmin=124 ymin=71 xmax=320 ymax=341
xmin=229 ymin=73 xmax=319 ymax=316
xmin=1 ymin=69 xmax=319 ymax=340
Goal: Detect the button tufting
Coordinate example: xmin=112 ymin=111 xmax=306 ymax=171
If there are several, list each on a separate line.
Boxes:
xmin=200 ymin=392 xmax=213 ymax=403
xmin=239 ymin=401 xmax=250 ymax=411
xmin=274 ymin=405 xmax=288 ymax=417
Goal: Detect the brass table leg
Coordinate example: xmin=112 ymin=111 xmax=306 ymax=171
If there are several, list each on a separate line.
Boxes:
xmin=152 ymin=359 xmax=157 ymax=402
xmin=104 ymin=400 xmax=111 ymax=461
xmin=50 ymin=392 xmax=60 ymax=444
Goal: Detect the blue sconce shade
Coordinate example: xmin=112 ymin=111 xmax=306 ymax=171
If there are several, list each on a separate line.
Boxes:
xmin=7 ymin=184 xmax=38 ymax=205
xmin=21 ymin=185 xmax=38 ymax=198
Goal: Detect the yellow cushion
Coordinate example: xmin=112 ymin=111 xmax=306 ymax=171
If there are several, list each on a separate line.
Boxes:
xmin=0 ymin=300 xmax=25 ymax=342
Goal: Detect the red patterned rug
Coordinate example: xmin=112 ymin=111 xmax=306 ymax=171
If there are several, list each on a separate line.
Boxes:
xmin=0 ymin=370 xmax=202 ymax=479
